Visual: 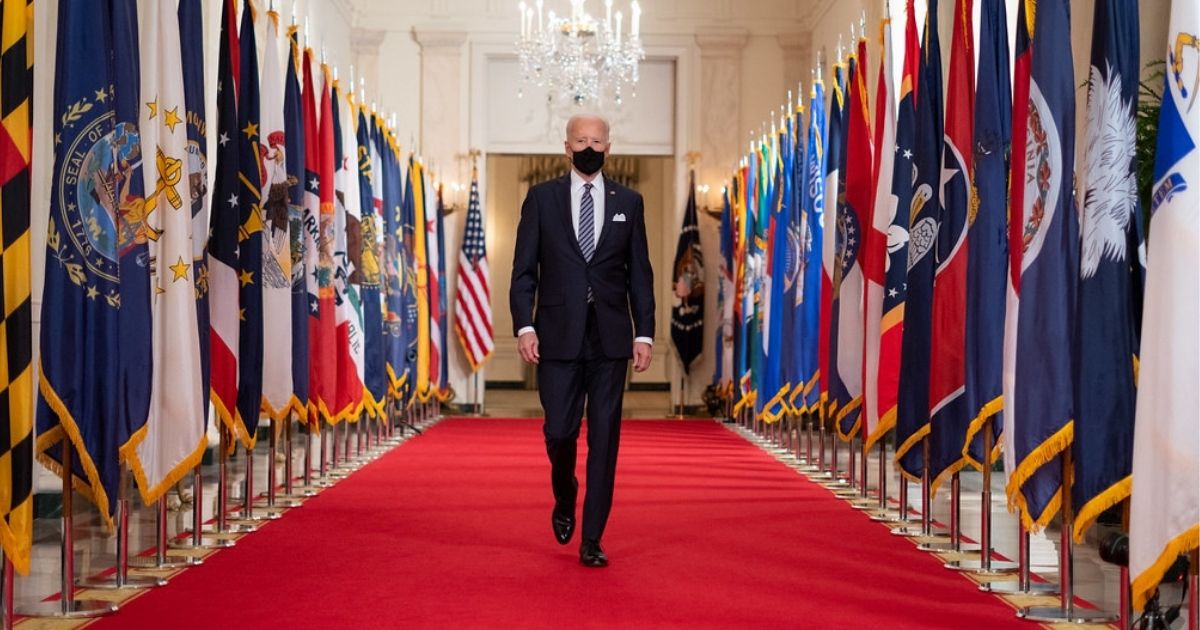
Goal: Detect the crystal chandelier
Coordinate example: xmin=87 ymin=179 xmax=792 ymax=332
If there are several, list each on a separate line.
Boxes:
xmin=514 ymin=0 xmax=645 ymax=108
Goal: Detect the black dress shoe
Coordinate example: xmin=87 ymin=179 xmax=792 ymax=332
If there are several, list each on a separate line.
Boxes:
xmin=551 ymin=507 xmax=575 ymax=545
xmin=579 ymin=539 xmax=608 ymax=567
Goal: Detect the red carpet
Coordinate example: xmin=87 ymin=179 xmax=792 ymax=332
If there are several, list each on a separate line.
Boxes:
xmin=87 ymin=418 xmax=1034 ymax=629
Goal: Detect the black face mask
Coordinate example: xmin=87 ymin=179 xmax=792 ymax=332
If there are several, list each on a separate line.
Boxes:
xmin=572 ymin=146 xmax=606 ymax=175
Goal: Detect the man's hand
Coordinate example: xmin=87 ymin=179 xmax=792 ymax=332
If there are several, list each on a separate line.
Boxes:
xmin=632 ymin=342 xmax=652 ymax=373
xmin=518 ymin=331 xmax=540 ymax=364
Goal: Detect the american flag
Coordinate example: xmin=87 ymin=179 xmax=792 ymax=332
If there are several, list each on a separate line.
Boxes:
xmin=455 ymin=173 xmax=494 ymax=369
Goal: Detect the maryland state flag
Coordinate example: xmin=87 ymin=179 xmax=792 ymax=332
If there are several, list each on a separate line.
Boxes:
xmin=963 ymin=0 xmax=1011 ymax=473
xmin=895 ymin=0 xmax=944 ymax=481
xmin=0 ymin=0 xmax=32 ymax=575
xmin=1005 ymin=0 xmax=1079 ymax=532
xmin=928 ymin=0 xmax=976 ymax=497
xmin=1130 ymin=0 xmax=1199 ymax=609
xmin=671 ymin=170 xmax=704 ymax=372
xmin=39 ymin=0 xmax=151 ymax=530
xmin=1072 ymin=0 xmax=1144 ymax=542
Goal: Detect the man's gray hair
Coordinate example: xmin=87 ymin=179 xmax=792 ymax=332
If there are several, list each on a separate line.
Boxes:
xmin=565 ymin=113 xmax=611 ymax=142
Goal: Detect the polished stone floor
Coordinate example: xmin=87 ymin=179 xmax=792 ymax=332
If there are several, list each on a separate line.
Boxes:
xmin=10 ymin=391 xmax=1191 ymax=629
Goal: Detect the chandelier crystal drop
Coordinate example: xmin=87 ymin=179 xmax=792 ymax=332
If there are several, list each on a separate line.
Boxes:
xmin=515 ymin=0 xmax=645 ymax=108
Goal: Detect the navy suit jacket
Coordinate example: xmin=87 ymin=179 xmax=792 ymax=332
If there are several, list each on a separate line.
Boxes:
xmin=509 ymin=174 xmax=655 ymax=361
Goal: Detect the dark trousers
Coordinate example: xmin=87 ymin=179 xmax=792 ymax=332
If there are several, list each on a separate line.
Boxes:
xmin=537 ymin=305 xmax=626 ymax=542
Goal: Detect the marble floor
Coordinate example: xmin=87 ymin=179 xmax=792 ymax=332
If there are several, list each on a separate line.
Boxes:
xmin=11 ymin=390 xmax=1192 ymax=629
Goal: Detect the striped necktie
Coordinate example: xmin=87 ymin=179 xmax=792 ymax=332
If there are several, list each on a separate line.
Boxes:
xmin=579 ymin=183 xmax=595 ymax=261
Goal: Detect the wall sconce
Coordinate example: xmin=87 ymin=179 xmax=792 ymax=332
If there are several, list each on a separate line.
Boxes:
xmin=698 ymin=184 xmax=725 ymax=219
xmin=441 ymin=181 xmax=469 ymax=216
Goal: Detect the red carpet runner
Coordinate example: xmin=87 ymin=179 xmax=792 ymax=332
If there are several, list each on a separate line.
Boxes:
xmin=88 ymin=418 xmax=1033 ymax=629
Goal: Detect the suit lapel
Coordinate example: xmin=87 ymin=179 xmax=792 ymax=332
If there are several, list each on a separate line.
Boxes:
xmin=593 ymin=184 xmax=618 ymax=255
xmin=556 ymin=175 xmax=586 ymax=262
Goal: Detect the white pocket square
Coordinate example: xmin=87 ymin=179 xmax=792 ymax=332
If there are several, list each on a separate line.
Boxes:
xmin=612 ymin=213 xmax=627 ymax=222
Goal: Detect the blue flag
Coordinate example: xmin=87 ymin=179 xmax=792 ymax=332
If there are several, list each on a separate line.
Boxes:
xmin=401 ymin=159 xmax=420 ymax=406
xmin=1006 ymin=0 xmax=1079 ymax=531
xmin=358 ymin=107 xmax=387 ymax=416
xmin=179 ymin=0 xmax=210 ymax=422
xmin=671 ymin=171 xmax=705 ymax=373
xmin=382 ymin=128 xmax=407 ymax=400
xmin=235 ymin=0 xmax=264 ymax=445
xmin=781 ymin=107 xmax=806 ymax=414
xmin=800 ymin=79 xmax=826 ymax=412
xmin=761 ymin=131 xmax=790 ymax=421
xmin=1071 ymin=0 xmax=1143 ymax=542
xmin=285 ymin=26 xmax=309 ymax=417
xmin=963 ymin=0 xmax=1012 ymax=471
xmin=37 ymin=0 xmax=150 ymax=528
xmin=895 ymin=0 xmax=944 ymax=481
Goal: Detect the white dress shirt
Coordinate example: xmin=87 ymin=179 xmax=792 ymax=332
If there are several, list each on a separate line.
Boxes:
xmin=518 ymin=170 xmax=653 ymax=347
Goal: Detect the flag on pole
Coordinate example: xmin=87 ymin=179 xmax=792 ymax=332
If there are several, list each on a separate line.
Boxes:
xmin=781 ymin=99 xmax=806 ymax=415
xmin=435 ymin=182 xmax=450 ymax=397
xmin=258 ymin=9 xmax=295 ymax=423
xmin=235 ymin=0 xmax=264 ymax=446
xmin=798 ymin=78 xmax=826 ymax=413
xmin=0 ymin=0 xmax=33 ymax=574
xmin=125 ymin=0 xmax=206 ymax=503
xmin=870 ymin=0 xmax=920 ymax=450
xmin=358 ymin=104 xmax=387 ymax=417
xmin=895 ymin=0 xmax=944 ymax=481
xmin=384 ymin=125 xmax=409 ymax=398
xmin=928 ymin=0 xmax=976 ymax=497
xmin=1130 ymin=0 xmax=1199 ymax=609
xmin=302 ymin=49 xmax=328 ymax=426
xmin=411 ymin=160 xmax=431 ymax=401
xmin=733 ymin=161 xmax=754 ymax=415
xmin=862 ymin=13 xmax=895 ymax=449
xmin=763 ymin=122 xmax=793 ymax=422
xmin=455 ymin=168 xmax=493 ymax=370
xmin=1071 ymin=0 xmax=1144 ymax=542
xmin=314 ymin=65 xmax=339 ymax=423
xmin=208 ymin=0 xmax=242 ymax=441
xmin=179 ymin=0 xmax=210 ymax=427
xmin=331 ymin=81 xmax=364 ymax=422
xmin=284 ymin=23 xmax=308 ymax=419
xmin=424 ymin=171 xmax=443 ymax=398
xmin=962 ymin=0 xmax=1011 ymax=473
xmin=818 ymin=62 xmax=846 ymax=419
xmin=1004 ymin=0 xmax=1079 ymax=532
xmin=715 ymin=182 xmax=734 ymax=395
xmin=830 ymin=37 xmax=870 ymax=441
xmin=672 ymin=170 xmax=705 ymax=373
xmin=38 ymin=0 xmax=151 ymax=530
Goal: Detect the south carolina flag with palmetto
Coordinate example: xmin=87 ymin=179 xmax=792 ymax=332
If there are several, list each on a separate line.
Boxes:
xmin=1004 ymin=0 xmax=1078 ymax=532
xmin=1130 ymin=0 xmax=1199 ymax=611
xmin=125 ymin=0 xmax=206 ymax=504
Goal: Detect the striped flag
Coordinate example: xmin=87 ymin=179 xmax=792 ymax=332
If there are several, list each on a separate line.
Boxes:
xmin=126 ymin=0 xmax=206 ymax=503
xmin=0 ymin=0 xmax=32 ymax=574
xmin=1129 ymin=0 xmax=1199 ymax=611
xmin=358 ymin=104 xmax=387 ymax=417
xmin=862 ymin=14 xmax=894 ymax=449
xmin=928 ymin=0 xmax=976 ymax=497
xmin=455 ymin=169 xmax=494 ymax=369
xmin=284 ymin=24 xmax=308 ymax=419
xmin=895 ymin=0 xmax=944 ymax=481
xmin=258 ymin=9 xmax=295 ymax=424
xmin=1004 ymin=0 xmax=1079 ymax=532
xmin=962 ymin=0 xmax=1011 ymax=474
xmin=332 ymin=81 xmax=364 ymax=422
xmin=208 ymin=0 xmax=242 ymax=440
xmin=1071 ymin=0 xmax=1144 ymax=542
xmin=39 ymin=0 xmax=151 ymax=531
xmin=235 ymin=0 xmax=264 ymax=446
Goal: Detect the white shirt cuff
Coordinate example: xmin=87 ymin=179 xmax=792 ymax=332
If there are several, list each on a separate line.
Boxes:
xmin=634 ymin=337 xmax=654 ymax=346
xmin=517 ymin=326 xmax=536 ymax=337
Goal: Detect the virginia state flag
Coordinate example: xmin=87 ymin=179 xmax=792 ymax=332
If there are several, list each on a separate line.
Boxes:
xmin=799 ymin=79 xmax=826 ymax=412
xmin=258 ymin=9 xmax=296 ymax=424
xmin=208 ymin=0 xmax=241 ymax=441
xmin=126 ymin=0 xmax=207 ymax=503
xmin=895 ymin=0 xmax=943 ymax=481
xmin=963 ymin=0 xmax=1011 ymax=473
xmin=928 ymin=0 xmax=976 ymax=497
xmin=1130 ymin=0 xmax=1199 ymax=609
xmin=38 ymin=0 xmax=151 ymax=530
xmin=1072 ymin=0 xmax=1144 ymax=542
xmin=284 ymin=25 xmax=308 ymax=418
xmin=358 ymin=105 xmax=387 ymax=418
xmin=235 ymin=0 xmax=264 ymax=446
xmin=1005 ymin=0 xmax=1079 ymax=532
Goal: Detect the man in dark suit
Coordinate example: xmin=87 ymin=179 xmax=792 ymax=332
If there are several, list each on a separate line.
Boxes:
xmin=510 ymin=114 xmax=655 ymax=568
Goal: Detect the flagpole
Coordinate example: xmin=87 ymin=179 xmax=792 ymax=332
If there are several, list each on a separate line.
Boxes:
xmin=945 ymin=417 xmax=1016 ymax=574
xmin=77 ymin=467 xmax=165 ymax=590
xmin=128 ymin=499 xmax=204 ymax=570
xmin=14 ymin=438 xmax=117 ymax=619
xmin=216 ymin=429 xmax=257 ymax=535
xmin=1019 ymin=450 xmax=1117 ymax=623
xmin=274 ymin=412 xmax=308 ymax=503
xmin=0 ymin=553 xmax=10 ymax=630
xmin=171 ymin=463 xmax=237 ymax=551
xmin=979 ymin=522 xmax=1059 ymax=595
